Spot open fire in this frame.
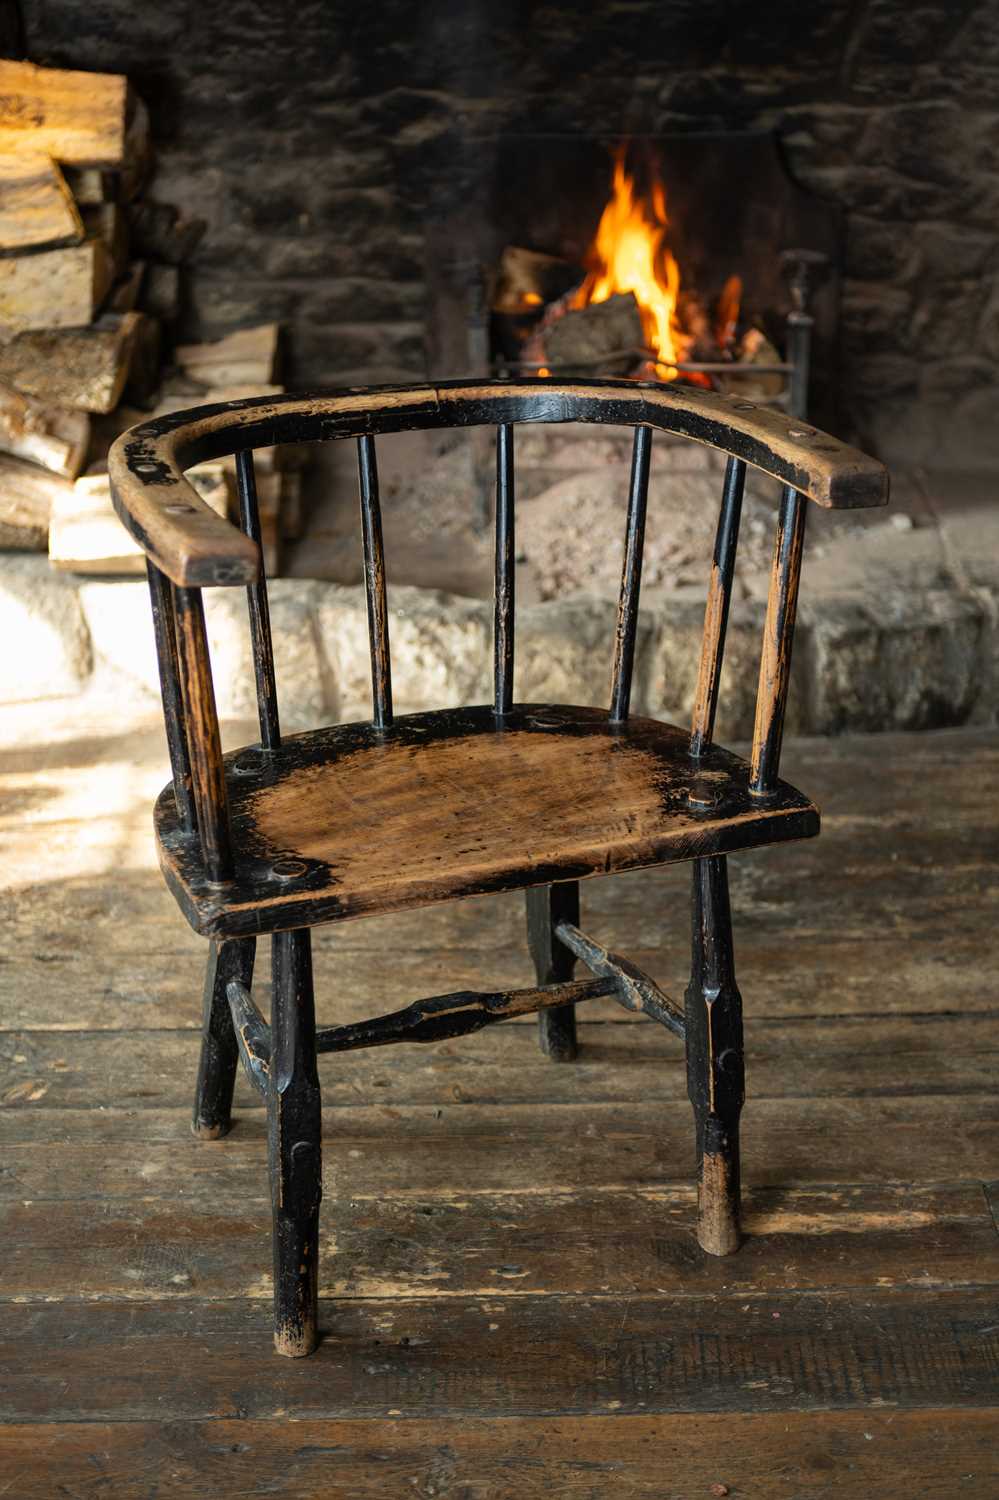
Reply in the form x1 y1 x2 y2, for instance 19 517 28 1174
491 143 788 398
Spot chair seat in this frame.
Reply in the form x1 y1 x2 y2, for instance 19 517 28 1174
155 703 819 938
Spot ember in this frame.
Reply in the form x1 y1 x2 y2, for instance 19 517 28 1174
491 142 798 396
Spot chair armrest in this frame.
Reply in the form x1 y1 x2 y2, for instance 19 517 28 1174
110 380 889 588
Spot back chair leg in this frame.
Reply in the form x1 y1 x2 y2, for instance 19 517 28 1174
269 928 323 1357
684 855 745 1256
526 881 580 1062
193 938 256 1139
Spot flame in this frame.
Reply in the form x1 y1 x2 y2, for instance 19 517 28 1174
573 151 690 377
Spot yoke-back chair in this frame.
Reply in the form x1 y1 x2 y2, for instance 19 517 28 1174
110 378 888 1357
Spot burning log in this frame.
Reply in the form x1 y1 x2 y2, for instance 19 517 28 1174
492 246 582 315
716 327 784 401
540 292 645 376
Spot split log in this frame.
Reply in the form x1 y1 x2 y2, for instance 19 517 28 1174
174 323 280 388
0 311 141 413
0 152 83 254
107 261 145 314
81 202 129 276
122 313 161 406
119 95 151 203
62 166 115 206
48 461 231 575
542 292 644 376
0 451 72 549
126 200 205 264
0 380 89 477
0 60 130 169
0 238 114 338
139 262 180 322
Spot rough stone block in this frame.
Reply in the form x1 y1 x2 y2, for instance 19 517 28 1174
649 595 808 742
805 588 986 732
317 583 491 721
515 596 656 713
79 577 327 732
0 554 92 702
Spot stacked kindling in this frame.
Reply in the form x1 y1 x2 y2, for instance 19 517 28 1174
0 60 304 576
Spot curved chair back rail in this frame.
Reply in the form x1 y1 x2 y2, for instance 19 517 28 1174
110 377 889 886
109 379 887 590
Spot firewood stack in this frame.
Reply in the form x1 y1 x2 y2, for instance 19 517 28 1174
0 59 305 577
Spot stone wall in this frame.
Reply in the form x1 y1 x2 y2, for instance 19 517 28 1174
18 0 999 469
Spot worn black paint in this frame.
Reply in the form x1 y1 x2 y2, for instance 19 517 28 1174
357 434 392 730
269 928 322 1357
154 703 819 941
494 422 515 716
609 424 652 723
526 881 581 1062
173 585 233 884
750 484 808 797
685 854 744 1253
315 973 616 1054
146 560 196 832
690 456 746 759
121 379 882 1357
555 920 686 1039
235 449 281 751
192 937 255 1137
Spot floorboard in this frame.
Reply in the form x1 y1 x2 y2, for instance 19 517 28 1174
1 716 997 1494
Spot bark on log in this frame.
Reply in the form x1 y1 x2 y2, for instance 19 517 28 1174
0 311 140 413
0 450 72 549
542 292 645 376
0 379 89 477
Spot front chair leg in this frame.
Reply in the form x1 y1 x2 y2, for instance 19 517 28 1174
685 855 745 1256
526 881 580 1061
193 937 256 1139
269 928 323 1357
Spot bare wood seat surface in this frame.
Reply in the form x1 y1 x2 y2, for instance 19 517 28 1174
155 704 818 937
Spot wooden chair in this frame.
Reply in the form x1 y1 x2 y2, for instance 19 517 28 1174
110 378 888 1357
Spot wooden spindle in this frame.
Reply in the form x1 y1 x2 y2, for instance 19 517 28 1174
146 560 196 833
690 457 746 757
173 585 233 882
609 424 652 723
749 484 808 796
357 434 393 730
235 449 281 750
494 423 515 715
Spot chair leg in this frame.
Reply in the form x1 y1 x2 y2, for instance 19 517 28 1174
684 855 744 1256
192 937 255 1139
268 928 322 1357
526 881 580 1061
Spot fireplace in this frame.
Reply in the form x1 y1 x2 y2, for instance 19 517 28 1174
426 132 841 428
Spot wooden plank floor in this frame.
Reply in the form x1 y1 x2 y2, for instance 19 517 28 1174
1 707 997 1497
